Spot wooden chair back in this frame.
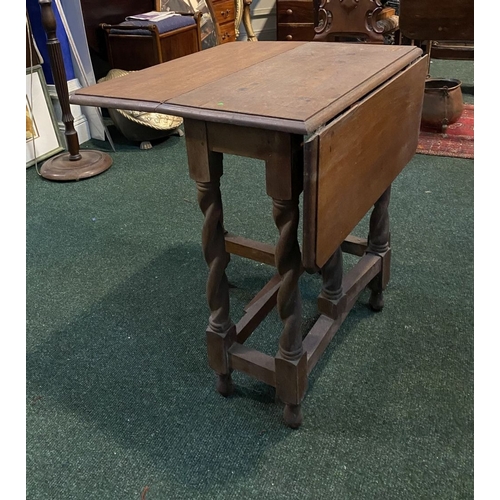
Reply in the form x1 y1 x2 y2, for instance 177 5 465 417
313 0 397 43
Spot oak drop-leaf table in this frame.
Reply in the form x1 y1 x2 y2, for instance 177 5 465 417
71 42 427 428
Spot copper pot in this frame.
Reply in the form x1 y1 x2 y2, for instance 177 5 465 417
421 78 464 133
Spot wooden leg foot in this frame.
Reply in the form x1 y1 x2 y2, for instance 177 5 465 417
283 403 303 429
369 290 384 311
367 186 391 313
216 373 234 397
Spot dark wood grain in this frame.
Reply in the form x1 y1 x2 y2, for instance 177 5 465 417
235 279 280 343
367 186 392 311
277 24 315 41
167 43 421 131
305 253 381 372
100 14 202 71
184 119 214 183
228 344 276 387
68 41 427 428
207 122 302 199
224 233 275 266
79 0 154 56
243 273 281 311
313 0 386 43
277 0 315 24
305 56 427 269
302 133 319 273
399 0 474 41
74 42 303 104
276 0 315 41
39 0 80 158
341 235 368 257
318 246 344 318
71 42 422 135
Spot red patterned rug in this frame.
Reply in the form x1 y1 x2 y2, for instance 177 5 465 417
417 104 474 159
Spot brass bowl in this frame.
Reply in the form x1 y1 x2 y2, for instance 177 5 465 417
421 78 464 133
98 69 183 149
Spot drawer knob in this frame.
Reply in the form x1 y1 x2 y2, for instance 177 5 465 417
286 34 292 40
286 8 293 14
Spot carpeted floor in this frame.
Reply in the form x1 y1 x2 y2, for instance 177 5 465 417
26 58 474 499
417 104 474 159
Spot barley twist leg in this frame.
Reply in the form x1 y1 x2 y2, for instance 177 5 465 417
197 179 235 394
273 198 304 427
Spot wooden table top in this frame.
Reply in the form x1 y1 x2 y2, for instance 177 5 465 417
71 42 422 134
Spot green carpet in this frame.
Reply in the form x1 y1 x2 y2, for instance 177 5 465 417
26 60 474 500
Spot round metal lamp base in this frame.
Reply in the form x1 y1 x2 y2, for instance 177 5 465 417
40 150 113 181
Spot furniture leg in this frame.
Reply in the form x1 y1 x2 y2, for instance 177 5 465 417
424 40 433 77
272 197 307 428
242 0 258 41
318 246 346 320
367 185 392 311
197 176 237 395
37 0 113 181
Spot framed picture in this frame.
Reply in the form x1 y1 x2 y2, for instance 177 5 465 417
155 0 218 49
26 65 64 168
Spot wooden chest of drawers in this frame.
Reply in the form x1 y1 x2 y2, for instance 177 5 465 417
276 0 315 41
210 0 236 44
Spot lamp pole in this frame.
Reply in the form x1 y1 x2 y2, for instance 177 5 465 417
38 0 112 181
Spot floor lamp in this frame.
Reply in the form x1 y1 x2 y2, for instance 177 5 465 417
38 0 112 181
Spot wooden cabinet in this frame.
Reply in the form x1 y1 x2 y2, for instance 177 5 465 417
79 0 154 58
276 0 315 41
100 15 203 72
210 0 236 44
277 2 399 42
